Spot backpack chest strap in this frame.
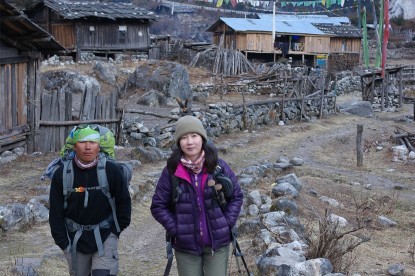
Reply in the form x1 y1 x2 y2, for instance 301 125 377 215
70 186 102 208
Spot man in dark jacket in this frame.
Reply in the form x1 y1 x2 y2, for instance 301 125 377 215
49 125 131 276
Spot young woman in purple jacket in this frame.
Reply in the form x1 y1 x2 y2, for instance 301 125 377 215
151 115 244 276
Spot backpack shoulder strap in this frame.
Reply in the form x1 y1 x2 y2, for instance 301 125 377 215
96 154 121 233
169 174 182 210
96 154 109 197
213 164 234 198
62 157 74 210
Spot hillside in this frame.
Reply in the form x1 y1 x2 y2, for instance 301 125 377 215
390 0 415 19
145 0 415 43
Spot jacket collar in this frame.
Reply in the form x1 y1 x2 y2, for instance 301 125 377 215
174 163 191 183
174 163 209 185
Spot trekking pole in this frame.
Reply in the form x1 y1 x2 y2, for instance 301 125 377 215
231 228 253 276
232 237 242 274
235 239 253 276
209 177 253 275
163 234 174 276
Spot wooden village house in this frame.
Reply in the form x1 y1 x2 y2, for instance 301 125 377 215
24 0 157 60
0 0 64 154
206 14 362 72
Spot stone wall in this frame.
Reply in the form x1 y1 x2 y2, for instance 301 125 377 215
123 89 337 149
328 53 360 74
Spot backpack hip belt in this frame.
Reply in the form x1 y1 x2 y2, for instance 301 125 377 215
65 215 113 275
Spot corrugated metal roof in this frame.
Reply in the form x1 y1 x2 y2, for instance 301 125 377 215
41 0 157 20
220 17 326 35
258 13 350 25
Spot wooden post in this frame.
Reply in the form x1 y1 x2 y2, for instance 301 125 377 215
299 92 305 121
381 76 384 111
319 88 324 119
27 58 38 153
360 76 365 99
319 72 326 119
32 61 42 151
384 72 389 109
398 68 402 107
356 124 364 167
281 89 285 122
242 87 247 130
370 73 375 103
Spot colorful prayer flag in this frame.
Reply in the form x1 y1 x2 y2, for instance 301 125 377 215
381 0 389 77
362 7 369 67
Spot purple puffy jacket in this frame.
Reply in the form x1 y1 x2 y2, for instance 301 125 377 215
150 159 243 255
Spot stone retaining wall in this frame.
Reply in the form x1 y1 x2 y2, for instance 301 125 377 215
123 90 337 149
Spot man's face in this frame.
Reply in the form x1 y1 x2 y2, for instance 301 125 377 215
73 141 100 163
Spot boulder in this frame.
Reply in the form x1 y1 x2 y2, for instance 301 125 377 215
122 60 193 103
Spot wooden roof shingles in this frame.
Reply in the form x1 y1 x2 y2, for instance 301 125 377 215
42 0 157 21
0 0 65 52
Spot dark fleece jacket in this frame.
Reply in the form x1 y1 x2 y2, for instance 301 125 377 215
49 160 131 254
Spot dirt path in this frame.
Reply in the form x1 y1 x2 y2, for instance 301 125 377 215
1 93 415 275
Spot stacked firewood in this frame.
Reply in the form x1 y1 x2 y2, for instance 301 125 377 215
391 125 415 153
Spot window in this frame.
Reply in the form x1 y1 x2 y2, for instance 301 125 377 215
342 39 347 52
89 26 95 36
119 26 127 44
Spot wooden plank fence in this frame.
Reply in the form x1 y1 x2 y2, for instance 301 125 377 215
36 87 119 153
0 61 30 153
402 65 415 84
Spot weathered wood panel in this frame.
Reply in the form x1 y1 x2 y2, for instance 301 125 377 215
27 59 40 153
51 90 59 152
402 65 415 84
39 93 52 152
17 63 27 126
11 64 17 127
0 62 29 133
330 37 361 53
304 36 330 54
58 90 66 151
0 40 18 58
37 89 119 152
0 64 5 132
51 23 76 50
0 124 30 152
76 23 150 50
4 64 12 129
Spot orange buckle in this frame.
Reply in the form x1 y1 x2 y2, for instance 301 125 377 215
75 187 85 192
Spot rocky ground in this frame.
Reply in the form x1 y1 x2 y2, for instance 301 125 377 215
1 60 415 275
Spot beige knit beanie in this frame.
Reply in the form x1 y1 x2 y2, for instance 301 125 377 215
174 115 207 143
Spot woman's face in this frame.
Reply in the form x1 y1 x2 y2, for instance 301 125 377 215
179 133 203 161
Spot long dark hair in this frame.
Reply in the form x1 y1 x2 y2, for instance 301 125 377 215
167 138 218 175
